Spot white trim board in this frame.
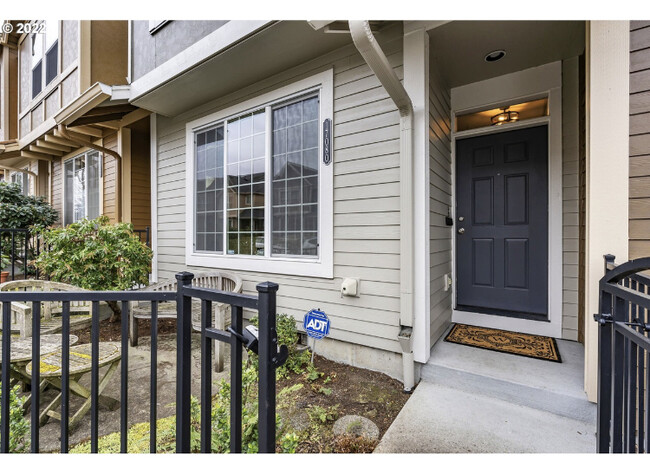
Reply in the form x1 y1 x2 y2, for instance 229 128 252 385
183 69 334 278
450 61 563 339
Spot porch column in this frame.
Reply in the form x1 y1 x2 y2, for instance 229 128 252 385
403 24 430 363
584 21 630 402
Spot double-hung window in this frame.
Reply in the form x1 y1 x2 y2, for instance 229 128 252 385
63 151 101 226
31 20 59 99
186 70 333 278
10 170 30 196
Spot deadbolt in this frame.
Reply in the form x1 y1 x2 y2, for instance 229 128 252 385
458 216 464 222
458 227 465 234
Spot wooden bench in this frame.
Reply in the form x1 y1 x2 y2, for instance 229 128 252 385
129 272 243 372
0 280 103 338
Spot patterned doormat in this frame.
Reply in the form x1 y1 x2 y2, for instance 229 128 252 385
444 324 562 363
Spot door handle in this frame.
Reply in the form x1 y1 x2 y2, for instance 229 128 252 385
458 227 465 234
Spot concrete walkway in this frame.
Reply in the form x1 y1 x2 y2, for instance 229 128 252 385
375 335 596 453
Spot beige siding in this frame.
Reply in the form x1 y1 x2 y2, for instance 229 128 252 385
103 133 119 223
562 57 580 341
428 66 452 346
130 126 151 231
630 22 650 259
51 158 62 227
155 25 405 354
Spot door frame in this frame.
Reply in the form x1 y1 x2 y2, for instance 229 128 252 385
449 61 563 338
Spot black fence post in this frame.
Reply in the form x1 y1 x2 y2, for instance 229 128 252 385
256 281 279 454
176 271 194 453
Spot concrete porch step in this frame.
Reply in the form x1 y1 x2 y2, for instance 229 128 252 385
420 338 596 423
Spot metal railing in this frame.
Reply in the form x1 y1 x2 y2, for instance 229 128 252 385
0 272 283 453
133 227 150 249
0 229 38 281
596 254 650 453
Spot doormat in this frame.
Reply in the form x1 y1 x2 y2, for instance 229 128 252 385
444 324 562 363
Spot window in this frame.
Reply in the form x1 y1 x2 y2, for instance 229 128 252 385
10 171 30 196
185 70 334 278
31 20 59 99
63 151 101 226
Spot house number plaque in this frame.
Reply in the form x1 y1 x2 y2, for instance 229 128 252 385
323 118 331 165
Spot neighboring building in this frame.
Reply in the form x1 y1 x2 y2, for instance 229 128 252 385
0 20 151 233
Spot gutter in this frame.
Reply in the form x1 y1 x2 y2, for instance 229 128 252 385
349 21 416 392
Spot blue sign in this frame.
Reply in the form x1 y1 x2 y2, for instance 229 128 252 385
303 309 330 340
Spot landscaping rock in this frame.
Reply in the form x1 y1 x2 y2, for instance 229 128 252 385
333 415 379 440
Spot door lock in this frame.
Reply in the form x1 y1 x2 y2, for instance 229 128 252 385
458 227 465 234
458 216 464 222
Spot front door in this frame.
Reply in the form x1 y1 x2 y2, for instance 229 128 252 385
455 125 548 320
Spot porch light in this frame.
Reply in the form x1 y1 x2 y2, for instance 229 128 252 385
491 107 519 126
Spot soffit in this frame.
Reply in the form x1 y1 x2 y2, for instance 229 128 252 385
130 20 356 117
429 21 586 88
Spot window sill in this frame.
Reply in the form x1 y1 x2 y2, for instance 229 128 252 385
186 252 333 279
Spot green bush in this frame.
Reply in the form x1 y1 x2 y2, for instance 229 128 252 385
0 383 29 453
249 313 311 378
0 181 58 229
34 215 153 320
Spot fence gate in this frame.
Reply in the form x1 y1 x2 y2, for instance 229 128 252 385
0 272 284 453
596 255 650 453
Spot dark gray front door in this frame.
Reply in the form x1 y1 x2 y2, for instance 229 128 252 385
455 125 548 319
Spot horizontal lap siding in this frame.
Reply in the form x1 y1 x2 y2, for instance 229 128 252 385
103 133 118 223
52 159 62 226
155 26 404 354
429 67 452 346
630 23 650 259
562 57 580 341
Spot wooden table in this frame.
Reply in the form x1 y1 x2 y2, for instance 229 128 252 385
26 342 121 430
0 334 79 408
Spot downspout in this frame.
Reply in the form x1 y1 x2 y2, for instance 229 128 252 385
349 21 415 392
57 125 123 222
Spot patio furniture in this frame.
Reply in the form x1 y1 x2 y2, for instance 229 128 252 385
129 271 243 372
0 280 100 338
0 334 78 410
25 342 121 430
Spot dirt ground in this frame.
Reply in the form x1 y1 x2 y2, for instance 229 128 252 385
24 319 411 453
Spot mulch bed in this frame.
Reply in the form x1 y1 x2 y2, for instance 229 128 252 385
72 318 178 345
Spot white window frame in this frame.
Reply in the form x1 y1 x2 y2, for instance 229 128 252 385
10 170 30 196
62 150 103 226
185 69 334 278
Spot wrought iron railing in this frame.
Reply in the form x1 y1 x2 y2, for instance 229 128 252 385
0 273 283 453
0 229 40 281
596 254 650 453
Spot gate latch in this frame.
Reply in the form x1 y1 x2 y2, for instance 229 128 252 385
228 324 289 369
593 313 613 326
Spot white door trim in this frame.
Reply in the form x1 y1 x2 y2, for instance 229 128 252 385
450 61 563 338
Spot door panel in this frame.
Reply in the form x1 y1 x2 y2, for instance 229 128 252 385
456 125 548 318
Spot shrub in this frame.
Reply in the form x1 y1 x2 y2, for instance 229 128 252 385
34 215 153 320
0 181 58 229
249 313 311 378
0 383 29 453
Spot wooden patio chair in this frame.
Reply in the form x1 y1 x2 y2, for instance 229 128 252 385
0 280 100 338
129 271 243 372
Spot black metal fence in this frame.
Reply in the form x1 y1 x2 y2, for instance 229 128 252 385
596 254 650 453
0 228 38 281
0 272 283 453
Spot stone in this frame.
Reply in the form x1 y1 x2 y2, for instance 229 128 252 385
333 415 379 440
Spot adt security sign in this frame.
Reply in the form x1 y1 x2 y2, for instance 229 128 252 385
303 309 330 340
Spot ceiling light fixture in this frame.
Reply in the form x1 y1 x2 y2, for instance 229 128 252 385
491 107 519 126
485 50 506 62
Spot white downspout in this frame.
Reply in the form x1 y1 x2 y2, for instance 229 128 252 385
349 21 415 392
